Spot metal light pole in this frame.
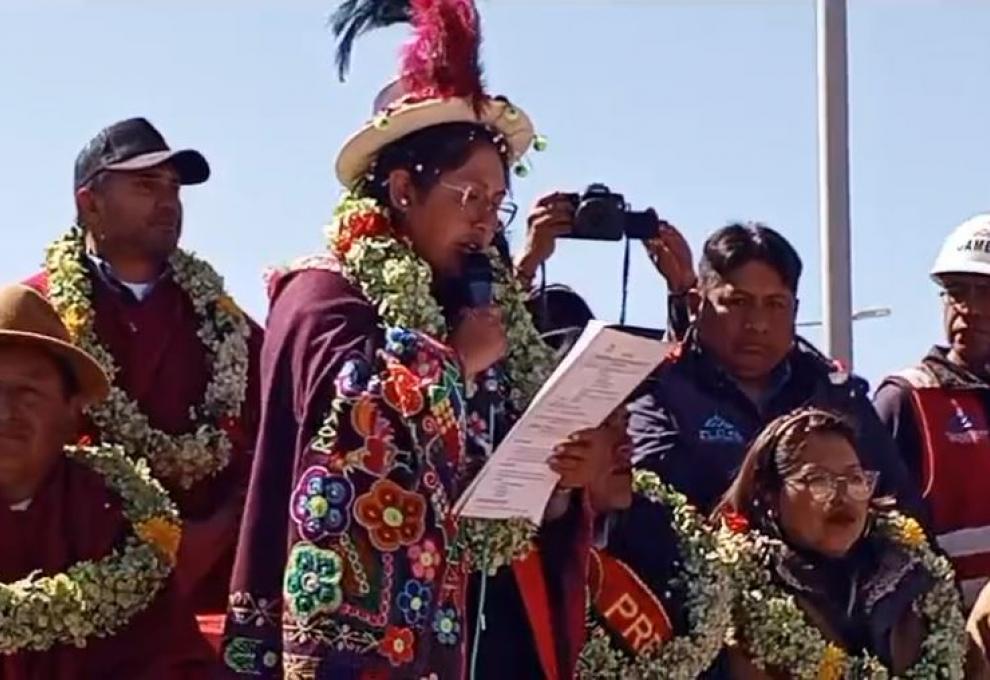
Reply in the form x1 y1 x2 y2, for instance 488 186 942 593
817 0 854 367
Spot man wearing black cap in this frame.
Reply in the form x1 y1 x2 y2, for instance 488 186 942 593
69 117 211 282
25 117 263 652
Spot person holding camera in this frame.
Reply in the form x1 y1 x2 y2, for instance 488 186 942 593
628 223 926 523
515 187 698 342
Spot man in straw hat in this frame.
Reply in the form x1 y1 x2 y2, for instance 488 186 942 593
876 213 990 658
24 117 263 645
0 284 215 678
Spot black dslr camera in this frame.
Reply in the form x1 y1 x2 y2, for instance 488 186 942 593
561 184 659 241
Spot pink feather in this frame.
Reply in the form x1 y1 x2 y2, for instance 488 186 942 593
400 0 486 108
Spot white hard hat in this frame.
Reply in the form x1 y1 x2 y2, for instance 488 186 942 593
931 213 990 281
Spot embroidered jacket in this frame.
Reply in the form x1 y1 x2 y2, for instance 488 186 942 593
224 261 589 679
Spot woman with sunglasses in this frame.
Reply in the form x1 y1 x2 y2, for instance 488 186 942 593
715 407 983 679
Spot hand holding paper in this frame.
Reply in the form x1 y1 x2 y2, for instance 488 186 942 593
454 320 672 523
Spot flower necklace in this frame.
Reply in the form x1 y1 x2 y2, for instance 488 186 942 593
326 193 553 413
325 192 555 573
724 512 967 679
0 443 180 654
577 470 735 679
44 226 252 490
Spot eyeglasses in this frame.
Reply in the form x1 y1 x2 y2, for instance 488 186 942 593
940 282 990 311
785 468 879 503
438 180 518 230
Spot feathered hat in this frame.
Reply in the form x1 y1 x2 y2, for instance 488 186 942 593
331 0 537 187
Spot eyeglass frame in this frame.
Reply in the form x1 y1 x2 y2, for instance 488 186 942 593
436 180 518 230
783 466 880 503
939 280 990 311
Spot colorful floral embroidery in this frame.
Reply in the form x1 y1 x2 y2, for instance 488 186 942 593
408 539 442 582
283 543 345 622
382 362 426 417
290 467 355 541
335 356 372 400
354 479 427 551
227 591 280 629
378 625 415 667
283 653 321 680
223 636 280 674
432 606 460 646
410 348 443 382
396 579 433 627
347 397 398 476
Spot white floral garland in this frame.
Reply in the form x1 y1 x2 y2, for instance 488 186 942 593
0 444 181 653
724 512 967 679
44 226 252 490
576 470 735 679
324 193 556 573
326 194 554 413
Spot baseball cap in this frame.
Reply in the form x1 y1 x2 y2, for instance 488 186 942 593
74 117 210 190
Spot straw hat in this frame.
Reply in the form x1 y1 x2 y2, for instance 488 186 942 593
331 0 537 187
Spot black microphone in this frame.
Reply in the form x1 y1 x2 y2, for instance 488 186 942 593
461 252 501 393
462 251 493 308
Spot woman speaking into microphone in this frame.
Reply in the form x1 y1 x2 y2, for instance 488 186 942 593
223 2 612 678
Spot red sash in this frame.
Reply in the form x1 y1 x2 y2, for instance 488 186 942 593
512 551 560 680
587 548 673 656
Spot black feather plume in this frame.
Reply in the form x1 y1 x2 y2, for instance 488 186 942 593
331 0 412 81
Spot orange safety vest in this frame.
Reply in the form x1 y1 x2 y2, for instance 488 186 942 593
901 366 990 607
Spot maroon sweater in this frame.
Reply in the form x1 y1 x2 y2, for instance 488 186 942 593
0 458 215 680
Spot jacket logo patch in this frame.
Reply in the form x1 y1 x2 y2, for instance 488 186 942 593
945 405 989 445
698 414 744 444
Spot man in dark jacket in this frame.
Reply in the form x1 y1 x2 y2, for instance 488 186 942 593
629 223 925 521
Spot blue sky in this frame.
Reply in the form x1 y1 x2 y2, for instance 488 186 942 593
2 1 988 385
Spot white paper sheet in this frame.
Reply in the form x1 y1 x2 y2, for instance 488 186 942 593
453 320 671 523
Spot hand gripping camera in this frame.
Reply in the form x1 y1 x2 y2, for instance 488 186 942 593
560 184 660 241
